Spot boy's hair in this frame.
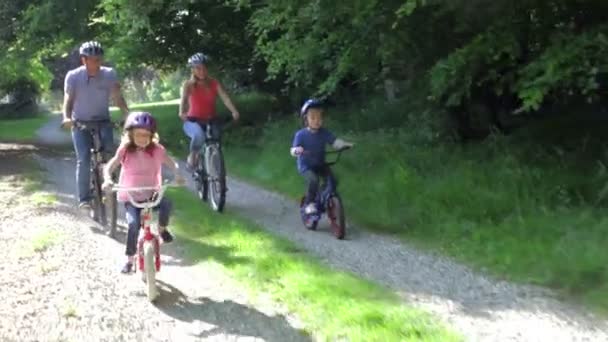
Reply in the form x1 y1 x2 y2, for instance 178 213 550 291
120 130 160 155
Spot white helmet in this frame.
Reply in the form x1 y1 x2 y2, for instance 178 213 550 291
187 52 209 66
79 41 104 56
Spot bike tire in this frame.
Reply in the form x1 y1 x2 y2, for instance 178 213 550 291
328 195 346 239
195 152 209 202
143 242 159 302
107 190 118 238
205 145 226 212
299 197 318 230
91 166 106 225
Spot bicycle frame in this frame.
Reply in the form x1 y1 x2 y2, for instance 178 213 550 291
73 120 109 162
301 147 351 215
111 185 170 272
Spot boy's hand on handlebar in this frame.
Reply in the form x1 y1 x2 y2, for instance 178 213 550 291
292 146 304 156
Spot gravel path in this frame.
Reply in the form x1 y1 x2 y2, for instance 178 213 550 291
23 116 608 341
0 143 308 341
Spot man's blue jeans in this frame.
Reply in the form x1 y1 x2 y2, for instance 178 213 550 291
71 121 114 203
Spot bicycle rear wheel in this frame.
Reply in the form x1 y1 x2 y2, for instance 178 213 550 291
143 242 159 302
327 195 346 239
106 190 117 238
205 144 226 212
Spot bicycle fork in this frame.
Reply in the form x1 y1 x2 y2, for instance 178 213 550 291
137 211 161 272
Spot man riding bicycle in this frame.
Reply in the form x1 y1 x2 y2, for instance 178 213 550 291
62 41 130 210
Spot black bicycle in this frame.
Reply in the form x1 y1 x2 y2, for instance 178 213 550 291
190 117 234 212
298 146 351 239
72 120 118 236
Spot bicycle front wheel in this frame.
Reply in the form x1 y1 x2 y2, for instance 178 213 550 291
143 242 159 302
195 151 209 202
205 144 226 212
91 165 106 225
327 195 346 240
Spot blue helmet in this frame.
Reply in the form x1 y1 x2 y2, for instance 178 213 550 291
299 98 323 118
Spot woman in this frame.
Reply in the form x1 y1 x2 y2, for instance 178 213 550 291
179 52 240 169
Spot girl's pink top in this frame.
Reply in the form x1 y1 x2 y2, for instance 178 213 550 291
116 143 168 203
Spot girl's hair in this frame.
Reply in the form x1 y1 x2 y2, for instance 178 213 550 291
120 129 160 155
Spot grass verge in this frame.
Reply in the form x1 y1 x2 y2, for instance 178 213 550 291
121 95 608 315
168 188 459 341
0 114 50 141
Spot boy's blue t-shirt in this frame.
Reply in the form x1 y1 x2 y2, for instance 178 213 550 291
292 127 336 173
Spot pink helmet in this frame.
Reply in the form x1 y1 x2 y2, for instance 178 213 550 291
124 111 157 132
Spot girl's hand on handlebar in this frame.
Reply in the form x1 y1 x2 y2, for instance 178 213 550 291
102 180 114 191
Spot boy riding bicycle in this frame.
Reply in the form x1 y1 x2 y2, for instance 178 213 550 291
290 99 354 215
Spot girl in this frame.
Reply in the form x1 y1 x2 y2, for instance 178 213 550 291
178 52 240 169
102 111 185 273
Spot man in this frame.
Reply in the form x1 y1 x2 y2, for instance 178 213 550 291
62 41 130 210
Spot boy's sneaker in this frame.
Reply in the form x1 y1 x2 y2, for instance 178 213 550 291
304 203 317 215
121 261 134 274
160 230 174 243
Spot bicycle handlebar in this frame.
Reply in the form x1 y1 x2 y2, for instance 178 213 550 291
109 184 176 209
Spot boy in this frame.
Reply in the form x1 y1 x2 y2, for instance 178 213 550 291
290 99 354 214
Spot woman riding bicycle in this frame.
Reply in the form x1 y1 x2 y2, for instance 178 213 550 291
178 52 240 169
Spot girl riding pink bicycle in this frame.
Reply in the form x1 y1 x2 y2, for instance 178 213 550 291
103 111 184 273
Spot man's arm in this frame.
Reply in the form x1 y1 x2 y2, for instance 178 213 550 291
111 81 129 121
62 71 75 125
62 92 74 121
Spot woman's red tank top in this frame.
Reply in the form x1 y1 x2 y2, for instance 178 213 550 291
187 79 219 121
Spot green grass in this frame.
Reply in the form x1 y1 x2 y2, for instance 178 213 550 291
30 192 58 206
221 117 608 314
0 114 50 141
27 228 64 253
168 188 459 341
119 95 608 315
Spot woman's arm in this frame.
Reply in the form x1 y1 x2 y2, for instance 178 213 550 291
178 81 191 121
162 153 185 184
216 81 240 121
